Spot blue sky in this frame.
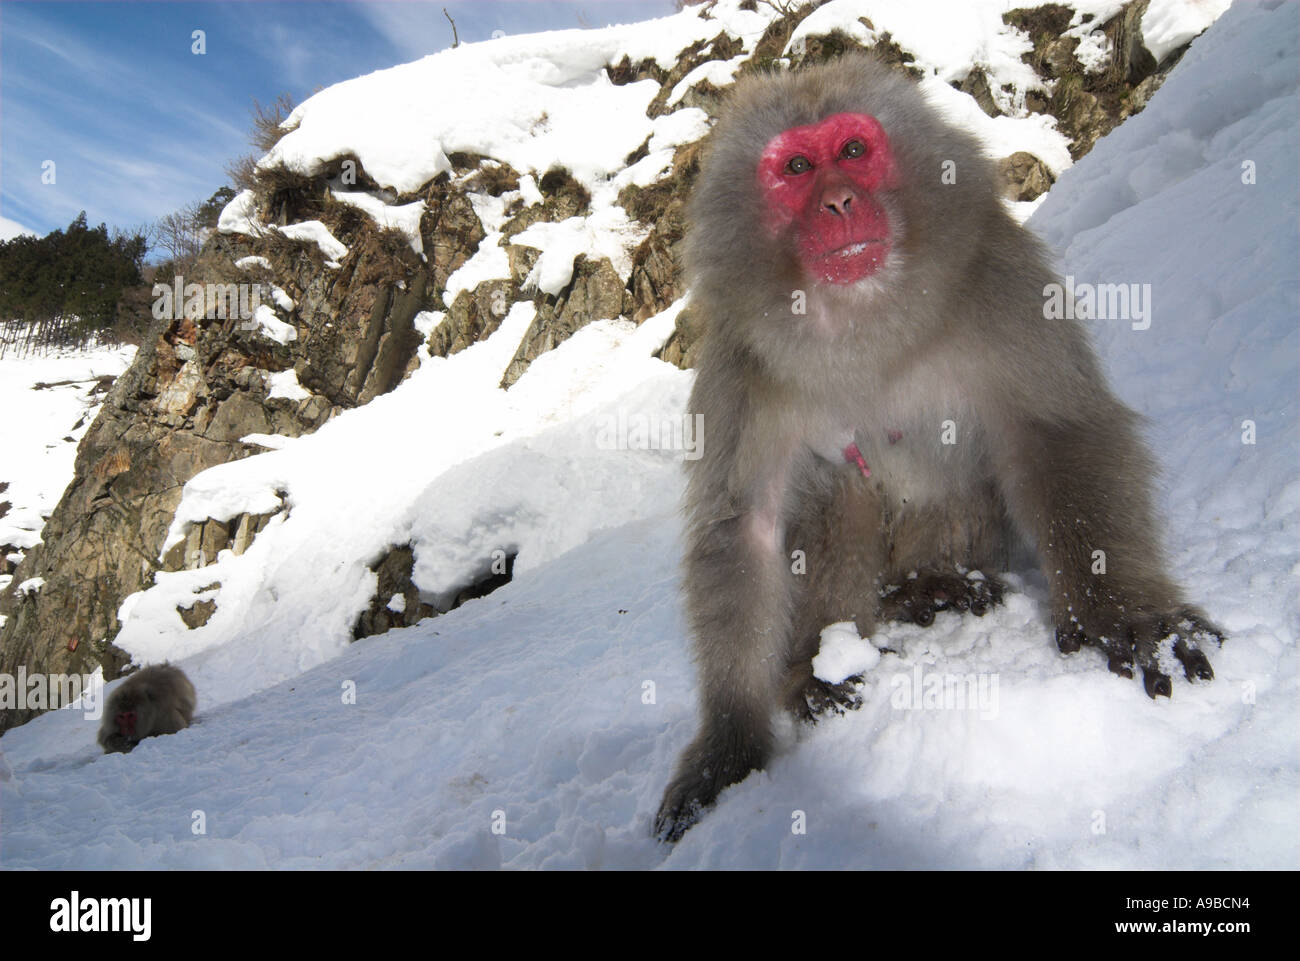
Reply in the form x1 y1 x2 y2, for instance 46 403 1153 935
0 0 675 242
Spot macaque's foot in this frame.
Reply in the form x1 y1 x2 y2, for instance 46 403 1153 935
654 778 707 844
654 735 766 843
879 570 1005 627
1056 605 1223 699
798 675 865 721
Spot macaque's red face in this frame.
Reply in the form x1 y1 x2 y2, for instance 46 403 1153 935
117 710 137 738
758 112 899 285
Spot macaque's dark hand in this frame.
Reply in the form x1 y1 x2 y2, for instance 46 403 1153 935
1056 606 1223 698
880 570 1005 627
799 675 865 721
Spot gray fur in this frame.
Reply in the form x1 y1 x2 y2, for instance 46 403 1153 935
98 664 197 754
655 55 1221 842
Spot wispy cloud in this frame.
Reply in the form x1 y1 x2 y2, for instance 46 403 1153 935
0 0 675 242
352 1 457 62
0 215 34 241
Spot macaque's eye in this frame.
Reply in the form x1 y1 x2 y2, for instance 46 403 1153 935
841 139 866 159
785 155 813 175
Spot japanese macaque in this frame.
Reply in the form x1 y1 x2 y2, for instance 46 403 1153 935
654 54 1223 842
98 664 196 754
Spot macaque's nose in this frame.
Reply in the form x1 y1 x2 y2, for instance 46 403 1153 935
821 186 857 217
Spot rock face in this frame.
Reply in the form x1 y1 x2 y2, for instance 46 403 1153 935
0 0 1210 735
0 220 429 725
1006 0 1185 160
999 151 1056 202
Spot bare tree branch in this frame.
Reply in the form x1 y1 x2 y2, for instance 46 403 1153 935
443 7 459 47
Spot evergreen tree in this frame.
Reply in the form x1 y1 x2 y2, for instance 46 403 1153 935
0 212 147 354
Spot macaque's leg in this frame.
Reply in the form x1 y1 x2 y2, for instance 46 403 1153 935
655 473 798 840
998 413 1221 696
782 473 888 718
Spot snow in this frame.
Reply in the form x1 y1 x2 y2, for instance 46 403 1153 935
811 622 881 684
1072 29 1113 74
124 296 686 708
270 287 295 312
413 310 443 342
263 34 655 197
443 230 512 308
0 216 35 241
239 434 292 451
920 77 1073 177
217 189 263 237
621 107 712 189
0 338 136 555
273 220 348 267
1 0 1287 871
514 204 646 295
790 0 1039 88
668 56 746 108
1143 0 1232 63
252 304 297 345
266 368 310 401
258 2 772 200
328 189 426 255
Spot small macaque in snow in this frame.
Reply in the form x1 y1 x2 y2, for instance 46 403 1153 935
98 664 197 754
654 54 1225 842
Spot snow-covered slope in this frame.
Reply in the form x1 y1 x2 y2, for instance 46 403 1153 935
0 338 136 581
1 0 1293 869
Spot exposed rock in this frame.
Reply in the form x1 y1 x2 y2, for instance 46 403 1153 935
353 545 436 640
789 28 859 68
958 67 1001 118
742 3 817 73
178 598 216 630
1006 0 1178 160
0 198 438 732
1110 0 1158 84
655 303 705 370
449 552 516 610
607 55 666 88
421 183 486 296
501 256 625 388
999 151 1055 201
460 158 522 197
859 30 924 79
502 167 591 240
620 140 702 324
161 507 282 572
430 279 517 358
352 544 516 640
646 32 745 118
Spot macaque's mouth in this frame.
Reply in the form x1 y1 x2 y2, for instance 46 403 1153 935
808 239 890 284
829 240 887 258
